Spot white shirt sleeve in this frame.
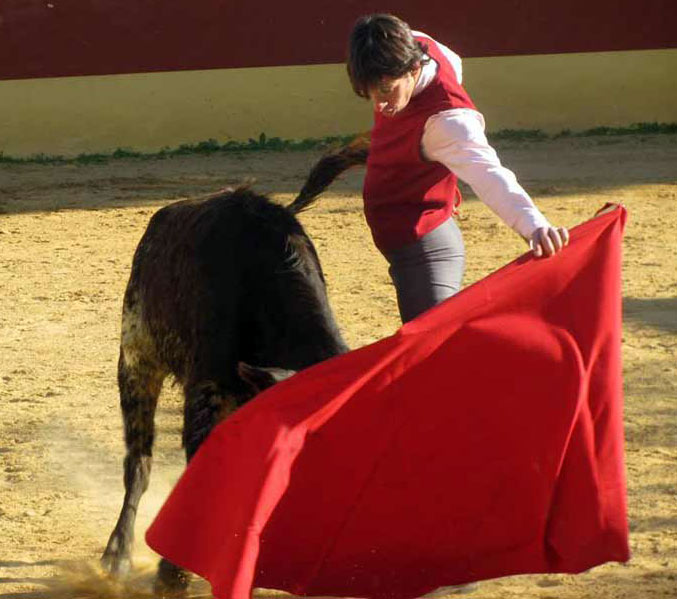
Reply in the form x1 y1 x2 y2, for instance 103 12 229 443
421 108 552 239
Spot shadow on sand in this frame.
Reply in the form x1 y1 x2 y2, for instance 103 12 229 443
623 297 677 334
1 134 675 216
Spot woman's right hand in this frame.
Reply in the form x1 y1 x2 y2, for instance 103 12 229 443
530 226 570 257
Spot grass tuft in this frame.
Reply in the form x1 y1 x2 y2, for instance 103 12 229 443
489 129 549 142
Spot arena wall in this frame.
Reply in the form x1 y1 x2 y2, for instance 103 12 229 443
1 0 675 157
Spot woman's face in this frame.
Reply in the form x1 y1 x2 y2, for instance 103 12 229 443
368 67 420 117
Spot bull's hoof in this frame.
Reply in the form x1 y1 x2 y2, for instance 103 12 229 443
154 559 190 597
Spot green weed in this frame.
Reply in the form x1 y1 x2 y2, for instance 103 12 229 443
1 124 674 165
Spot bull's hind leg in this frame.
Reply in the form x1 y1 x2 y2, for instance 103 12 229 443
102 349 165 576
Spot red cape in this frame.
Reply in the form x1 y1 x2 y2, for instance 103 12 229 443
146 206 629 599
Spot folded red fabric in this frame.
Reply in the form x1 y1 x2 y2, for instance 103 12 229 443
146 205 630 599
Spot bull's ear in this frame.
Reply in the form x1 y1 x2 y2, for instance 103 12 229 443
237 362 296 394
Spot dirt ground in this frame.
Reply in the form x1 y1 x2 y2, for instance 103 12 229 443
0 134 676 599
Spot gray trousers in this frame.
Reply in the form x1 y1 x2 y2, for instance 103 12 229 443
382 218 465 324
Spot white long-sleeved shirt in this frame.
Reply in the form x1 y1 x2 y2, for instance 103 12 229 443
412 31 551 239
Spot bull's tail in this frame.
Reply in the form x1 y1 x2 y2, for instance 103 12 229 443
287 135 369 215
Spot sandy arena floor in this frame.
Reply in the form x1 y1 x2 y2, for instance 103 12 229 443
0 134 676 598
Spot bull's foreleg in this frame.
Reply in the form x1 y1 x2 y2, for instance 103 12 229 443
154 380 238 595
182 380 239 460
102 349 164 577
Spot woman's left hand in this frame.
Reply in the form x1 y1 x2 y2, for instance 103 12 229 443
530 226 570 257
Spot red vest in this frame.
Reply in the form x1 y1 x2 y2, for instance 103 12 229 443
363 36 476 251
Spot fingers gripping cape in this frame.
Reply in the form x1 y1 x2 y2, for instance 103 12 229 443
146 206 630 599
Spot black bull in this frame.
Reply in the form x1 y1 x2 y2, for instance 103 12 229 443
101 141 368 591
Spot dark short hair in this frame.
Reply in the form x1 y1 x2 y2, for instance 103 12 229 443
347 14 429 99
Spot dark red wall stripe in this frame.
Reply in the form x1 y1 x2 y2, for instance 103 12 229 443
1 0 675 81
